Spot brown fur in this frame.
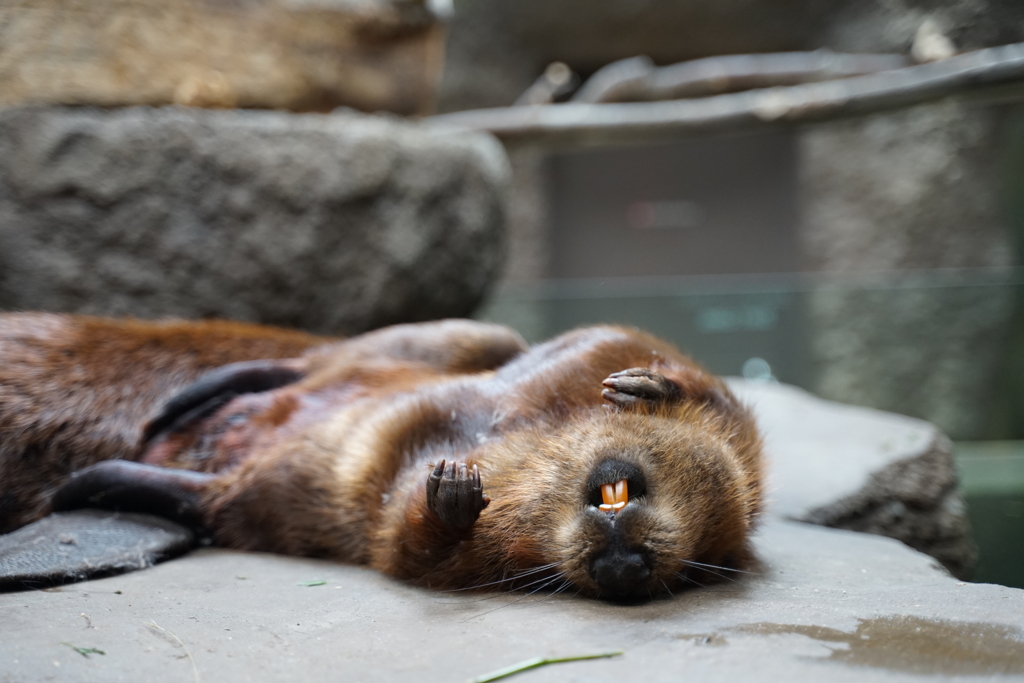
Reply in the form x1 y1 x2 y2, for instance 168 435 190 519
0 313 329 532
0 314 762 598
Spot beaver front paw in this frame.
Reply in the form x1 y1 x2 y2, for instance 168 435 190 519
602 368 678 409
426 459 490 530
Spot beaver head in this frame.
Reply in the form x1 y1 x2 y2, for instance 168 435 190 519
482 409 759 601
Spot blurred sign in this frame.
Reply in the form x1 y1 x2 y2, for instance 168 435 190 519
548 130 799 278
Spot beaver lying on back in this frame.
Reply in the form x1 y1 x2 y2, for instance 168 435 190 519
0 314 762 599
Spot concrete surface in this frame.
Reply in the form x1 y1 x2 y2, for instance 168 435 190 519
732 380 976 578
1 520 1021 682
0 106 509 335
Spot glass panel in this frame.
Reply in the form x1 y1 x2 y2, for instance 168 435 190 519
479 266 1024 441
478 266 1024 587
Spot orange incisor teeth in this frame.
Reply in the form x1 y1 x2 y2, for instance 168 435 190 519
599 478 628 512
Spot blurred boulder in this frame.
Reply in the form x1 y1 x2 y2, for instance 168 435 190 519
732 379 977 579
0 0 444 114
0 106 509 335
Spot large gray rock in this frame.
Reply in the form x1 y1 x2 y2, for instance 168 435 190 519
2 521 1021 682
796 102 1016 440
0 106 510 335
804 278 1015 441
797 103 1013 274
731 380 976 580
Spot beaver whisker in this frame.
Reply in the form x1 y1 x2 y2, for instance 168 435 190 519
443 561 562 593
677 560 753 585
440 565 566 604
679 559 754 574
539 578 575 602
523 573 569 597
674 571 707 588
508 569 569 594
460 573 569 622
679 565 740 585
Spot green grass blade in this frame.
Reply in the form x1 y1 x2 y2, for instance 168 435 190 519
471 650 623 683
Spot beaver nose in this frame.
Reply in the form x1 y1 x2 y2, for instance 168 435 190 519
590 547 651 598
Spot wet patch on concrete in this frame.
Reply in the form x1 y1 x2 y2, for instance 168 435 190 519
714 616 1024 675
676 633 729 647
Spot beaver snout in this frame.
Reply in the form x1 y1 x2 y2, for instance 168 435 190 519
589 539 652 599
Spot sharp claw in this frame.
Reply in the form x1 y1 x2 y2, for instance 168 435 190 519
603 388 636 404
426 459 489 528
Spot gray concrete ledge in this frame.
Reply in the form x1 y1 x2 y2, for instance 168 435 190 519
2 520 1021 682
732 380 976 578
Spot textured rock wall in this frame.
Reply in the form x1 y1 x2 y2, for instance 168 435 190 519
0 106 510 335
799 103 1013 273
798 102 1017 439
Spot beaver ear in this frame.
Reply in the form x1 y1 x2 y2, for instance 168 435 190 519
51 460 215 529
142 358 306 445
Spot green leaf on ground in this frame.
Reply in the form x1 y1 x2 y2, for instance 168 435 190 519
470 650 623 683
62 642 106 658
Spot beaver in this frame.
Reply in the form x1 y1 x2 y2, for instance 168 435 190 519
0 313 762 600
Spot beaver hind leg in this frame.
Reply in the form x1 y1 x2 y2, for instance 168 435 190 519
142 359 305 444
52 460 215 530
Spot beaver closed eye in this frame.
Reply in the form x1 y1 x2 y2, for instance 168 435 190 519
0 314 763 599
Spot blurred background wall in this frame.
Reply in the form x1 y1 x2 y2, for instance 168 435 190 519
432 0 1024 586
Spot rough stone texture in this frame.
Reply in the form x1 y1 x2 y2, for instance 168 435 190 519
805 279 1015 441
2 521 1022 682
0 0 444 114
437 0 1024 112
500 147 551 284
797 101 1017 440
730 380 976 580
798 103 1013 273
0 106 510 335
0 511 193 592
